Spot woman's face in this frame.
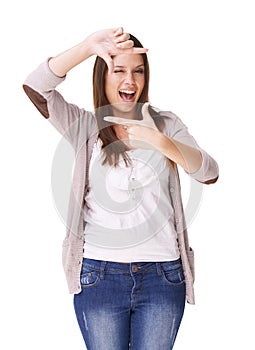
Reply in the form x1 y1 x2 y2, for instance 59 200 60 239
105 54 145 118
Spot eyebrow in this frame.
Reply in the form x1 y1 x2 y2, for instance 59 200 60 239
114 64 145 68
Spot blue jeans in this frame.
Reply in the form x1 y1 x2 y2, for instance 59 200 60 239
74 258 186 350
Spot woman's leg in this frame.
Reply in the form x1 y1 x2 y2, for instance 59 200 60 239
73 259 131 350
129 260 186 350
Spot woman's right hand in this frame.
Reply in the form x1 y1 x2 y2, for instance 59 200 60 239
86 27 148 73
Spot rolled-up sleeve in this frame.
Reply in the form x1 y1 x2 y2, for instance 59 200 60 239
162 112 219 184
188 149 219 184
23 59 96 146
23 59 66 99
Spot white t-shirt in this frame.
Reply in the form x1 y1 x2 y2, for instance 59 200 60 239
83 138 180 262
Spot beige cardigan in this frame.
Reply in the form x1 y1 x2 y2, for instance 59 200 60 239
23 60 219 304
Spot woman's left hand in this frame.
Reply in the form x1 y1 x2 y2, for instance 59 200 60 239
104 103 160 149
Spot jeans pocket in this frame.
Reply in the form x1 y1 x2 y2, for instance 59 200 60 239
80 264 100 288
161 261 185 286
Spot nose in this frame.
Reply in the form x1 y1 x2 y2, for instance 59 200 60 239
124 71 135 85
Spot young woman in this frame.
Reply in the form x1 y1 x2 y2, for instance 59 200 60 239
23 27 218 350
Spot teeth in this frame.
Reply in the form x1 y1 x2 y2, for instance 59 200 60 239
119 90 135 94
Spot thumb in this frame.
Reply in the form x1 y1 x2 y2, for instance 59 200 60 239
141 102 151 122
101 54 114 74
141 102 158 130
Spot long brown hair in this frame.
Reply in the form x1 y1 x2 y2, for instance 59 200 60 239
93 34 161 166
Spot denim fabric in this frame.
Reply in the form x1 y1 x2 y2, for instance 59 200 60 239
74 258 186 350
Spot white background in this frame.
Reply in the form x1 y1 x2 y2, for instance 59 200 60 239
1 0 254 349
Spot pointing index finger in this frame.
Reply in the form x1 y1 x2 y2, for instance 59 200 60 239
104 116 141 125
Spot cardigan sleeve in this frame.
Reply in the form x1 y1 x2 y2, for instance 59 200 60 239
162 111 219 184
23 59 96 147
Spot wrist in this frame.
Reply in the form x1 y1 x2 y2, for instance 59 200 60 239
81 35 96 57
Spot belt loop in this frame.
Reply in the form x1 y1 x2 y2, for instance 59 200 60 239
156 262 163 276
99 261 107 279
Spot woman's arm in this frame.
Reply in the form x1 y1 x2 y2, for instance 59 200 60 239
105 103 202 173
49 27 148 77
104 103 219 183
23 27 148 144
152 131 202 174
131 126 218 184
124 125 218 184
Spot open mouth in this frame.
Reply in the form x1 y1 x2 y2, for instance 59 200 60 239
119 90 136 102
